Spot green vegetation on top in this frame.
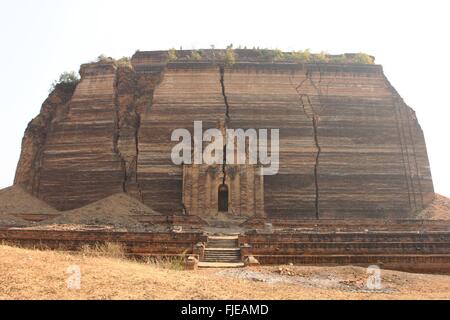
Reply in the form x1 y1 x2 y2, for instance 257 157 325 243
249 48 374 64
50 71 80 93
167 48 178 62
95 48 374 71
353 52 374 64
179 46 374 64
225 46 236 66
116 57 132 67
190 50 202 61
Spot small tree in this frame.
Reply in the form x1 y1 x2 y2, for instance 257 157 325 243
190 50 202 61
273 49 285 61
50 71 80 93
353 53 374 64
331 54 347 64
167 48 178 62
97 54 109 62
313 51 328 62
116 57 131 67
225 47 236 66
289 49 311 62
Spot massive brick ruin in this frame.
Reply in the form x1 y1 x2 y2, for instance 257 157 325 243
15 49 434 219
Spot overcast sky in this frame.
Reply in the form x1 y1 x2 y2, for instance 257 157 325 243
0 0 449 197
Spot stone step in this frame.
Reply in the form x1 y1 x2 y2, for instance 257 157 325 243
209 236 238 238
198 262 245 268
204 256 241 260
203 244 242 263
204 236 241 261
203 255 241 259
204 253 241 258
207 241 239 248
204 252 241 255
204 249 240 254
205 248 240 251
203 258 242 263
204 251 240 255
203 253 240 256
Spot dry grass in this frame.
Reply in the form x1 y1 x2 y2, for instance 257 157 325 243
1 244 450 300
80 242 187 269
142 256 186 271
80 242 126 260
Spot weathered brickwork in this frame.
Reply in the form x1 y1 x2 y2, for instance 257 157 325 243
15 50 434 219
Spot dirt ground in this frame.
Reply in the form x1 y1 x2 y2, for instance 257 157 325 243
0 244 449 300
1 187 450 300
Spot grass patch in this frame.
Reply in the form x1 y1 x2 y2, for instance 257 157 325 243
80 242 126 259
142 256 186 270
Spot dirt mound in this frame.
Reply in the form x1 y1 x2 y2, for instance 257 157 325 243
0 186 58 227
417 194 450 220
40 193 159 231
0 186 58 215
0 214 29 227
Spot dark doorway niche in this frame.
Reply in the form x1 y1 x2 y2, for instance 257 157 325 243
218 184 229 213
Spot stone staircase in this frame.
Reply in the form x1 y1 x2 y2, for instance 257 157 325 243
199 236 244 268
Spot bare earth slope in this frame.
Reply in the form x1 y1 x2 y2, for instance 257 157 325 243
0 186 58 214
0 245 449 300
417 194 450 220
0 186 59 226
0 214 29 227
38 193 159 231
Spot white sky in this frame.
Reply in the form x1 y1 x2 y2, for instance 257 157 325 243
0 0 449 197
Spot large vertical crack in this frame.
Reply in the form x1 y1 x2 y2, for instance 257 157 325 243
220 66 231 123
112 70 128 193
290 70 322 219
220 66 230 185
115 66 161 202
